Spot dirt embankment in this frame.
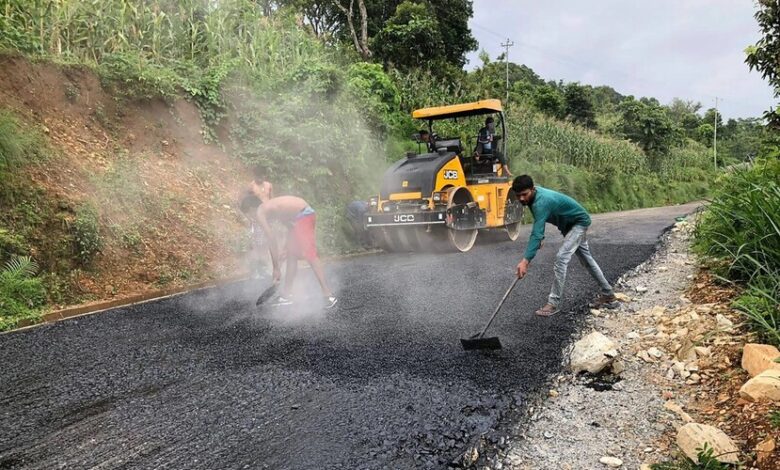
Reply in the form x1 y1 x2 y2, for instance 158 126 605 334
0 54 255 309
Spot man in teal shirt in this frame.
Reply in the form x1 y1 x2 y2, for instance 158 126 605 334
513 175 616 316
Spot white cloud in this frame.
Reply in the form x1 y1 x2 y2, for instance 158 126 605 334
468 0 775 118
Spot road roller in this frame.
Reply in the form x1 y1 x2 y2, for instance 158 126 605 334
364 99 524 252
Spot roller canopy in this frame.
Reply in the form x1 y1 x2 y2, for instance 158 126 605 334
412 99 503 120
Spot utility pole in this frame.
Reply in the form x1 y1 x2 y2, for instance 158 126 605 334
713 97 719 168
500 38 514 106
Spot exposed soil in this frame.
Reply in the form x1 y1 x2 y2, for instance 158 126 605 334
0 53 255 309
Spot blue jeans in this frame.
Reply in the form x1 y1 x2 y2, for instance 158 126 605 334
548 225 613 307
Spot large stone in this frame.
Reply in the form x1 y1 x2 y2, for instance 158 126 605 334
739 368 780 402
599 456 623 467
755 437 775 464
741 343 780 377
570 331 618 374
676 423 740 464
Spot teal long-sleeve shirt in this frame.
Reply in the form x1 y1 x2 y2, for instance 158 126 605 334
523 186 591 261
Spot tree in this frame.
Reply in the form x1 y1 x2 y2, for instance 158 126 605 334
666 98 702 138
280 1 342 39
426 0 477 68
589 85 624 113
466 59 546 103
563 83 596 128
702 107 723 131
746 0 780 126
532 85 564 119
372 1 443 70
618 98 679 162
334 0 372 59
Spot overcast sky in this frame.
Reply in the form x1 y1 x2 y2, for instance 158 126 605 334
466 0 775 119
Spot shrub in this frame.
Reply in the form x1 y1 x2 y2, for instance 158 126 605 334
695 157 780 345
73 204 102 266
695 158 779 280
0 255 46 331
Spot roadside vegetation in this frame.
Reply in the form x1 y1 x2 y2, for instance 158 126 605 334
694 158 780 346
694 0 780 347
0 0 776 328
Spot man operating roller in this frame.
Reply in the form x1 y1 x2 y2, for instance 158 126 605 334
513 175 616 316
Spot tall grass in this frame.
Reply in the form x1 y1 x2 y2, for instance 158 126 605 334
0 108 48 204
694 158 780 345
0 109 47 173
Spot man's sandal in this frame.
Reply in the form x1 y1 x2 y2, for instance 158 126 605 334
535 304 560 317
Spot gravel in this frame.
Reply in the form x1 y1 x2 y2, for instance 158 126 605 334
491 216 700 469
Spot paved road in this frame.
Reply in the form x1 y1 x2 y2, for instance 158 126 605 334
0 203 699 469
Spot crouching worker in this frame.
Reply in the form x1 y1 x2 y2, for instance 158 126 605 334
247 177 337 309
513 175 616 316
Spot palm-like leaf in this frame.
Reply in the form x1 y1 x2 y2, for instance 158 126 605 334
2 256 39 280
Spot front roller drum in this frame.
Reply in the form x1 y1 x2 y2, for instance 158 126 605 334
379 226 428 253
444 186 478 252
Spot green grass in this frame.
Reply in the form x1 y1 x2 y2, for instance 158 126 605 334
769 408 780 429
694 157 780 345
0 108 47 185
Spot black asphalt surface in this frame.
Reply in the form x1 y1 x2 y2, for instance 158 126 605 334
0 203 699 469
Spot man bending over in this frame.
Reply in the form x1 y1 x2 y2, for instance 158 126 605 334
513 175 616 316
248 178 337 309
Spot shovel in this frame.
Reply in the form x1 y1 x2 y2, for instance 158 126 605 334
255 281 279 307
460 277 519 350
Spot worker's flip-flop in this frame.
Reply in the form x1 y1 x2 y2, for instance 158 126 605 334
535 305 560 317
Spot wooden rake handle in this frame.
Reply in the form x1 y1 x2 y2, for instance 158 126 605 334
478 277 520 338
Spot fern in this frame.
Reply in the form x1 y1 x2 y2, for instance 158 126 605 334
2 255 38 280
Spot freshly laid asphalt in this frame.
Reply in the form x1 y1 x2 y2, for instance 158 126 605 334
0 203 699 469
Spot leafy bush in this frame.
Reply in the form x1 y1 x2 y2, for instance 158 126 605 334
97 53 181 100
73 205 102 266
0 255 46 331
347 62 406 135
0 226 28 262
695 157 780 345
0 1 42 54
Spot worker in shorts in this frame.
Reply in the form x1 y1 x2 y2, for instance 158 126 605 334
247 177 337 308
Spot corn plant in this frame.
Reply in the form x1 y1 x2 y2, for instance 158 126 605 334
507 108 649 174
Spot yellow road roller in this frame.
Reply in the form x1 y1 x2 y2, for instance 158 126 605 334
364 99 523 252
